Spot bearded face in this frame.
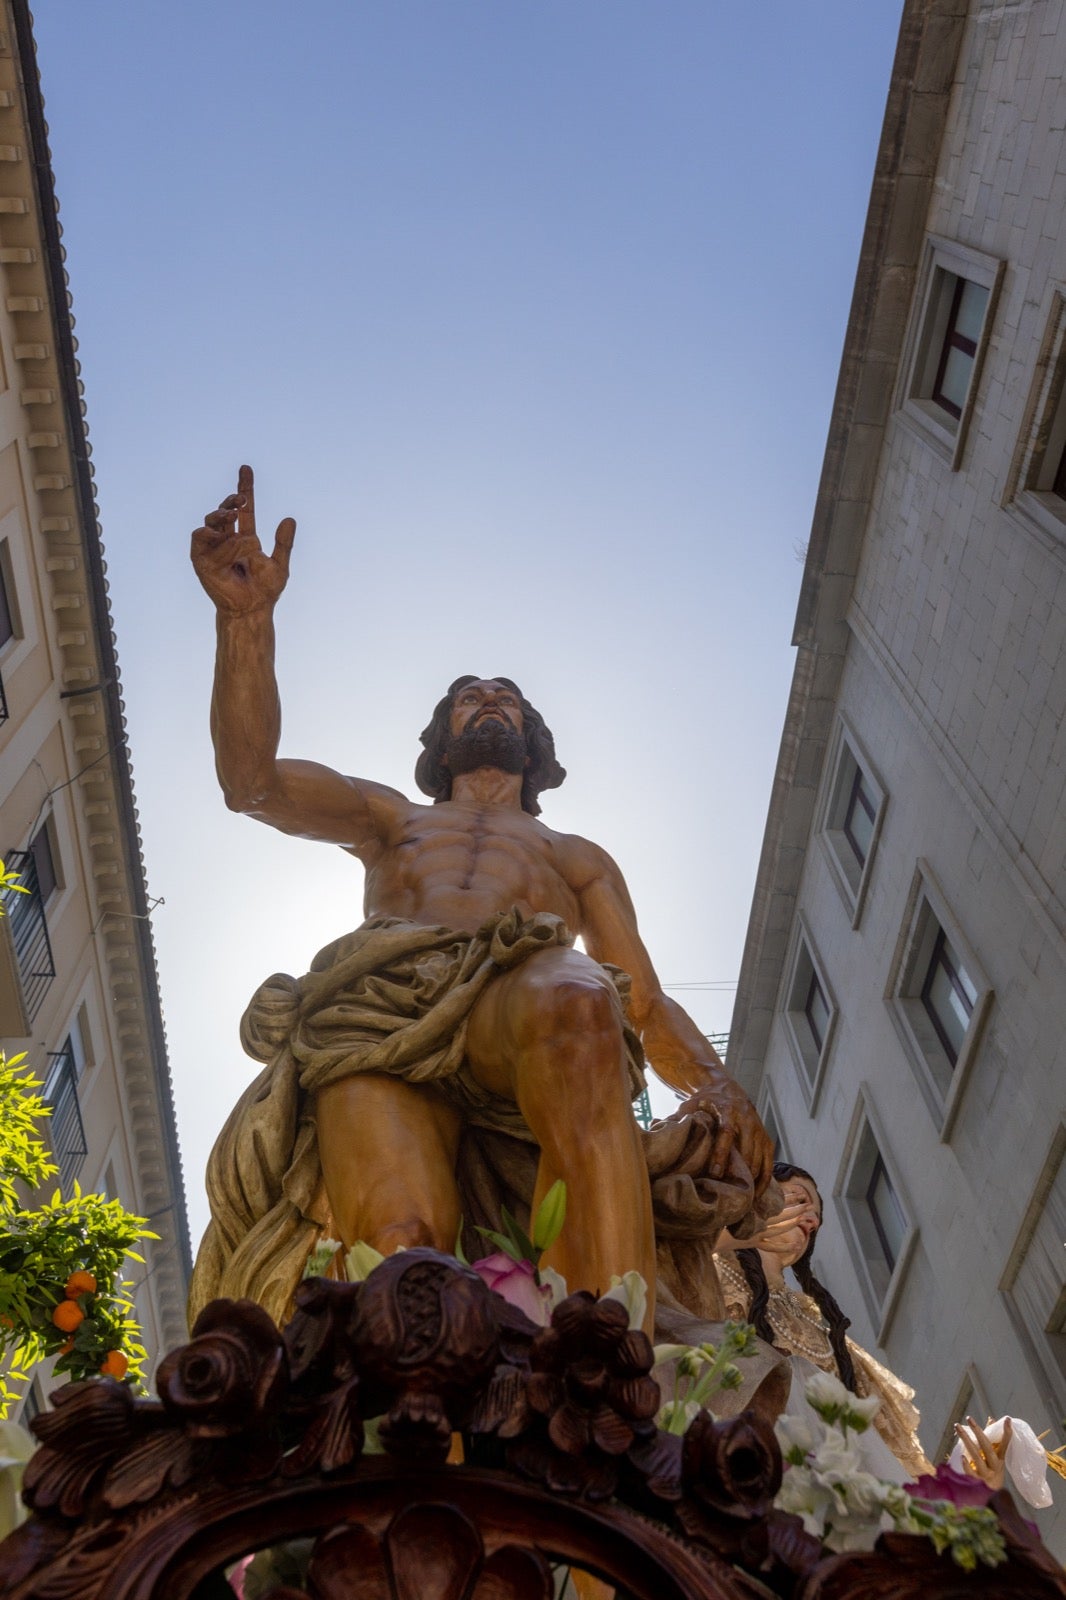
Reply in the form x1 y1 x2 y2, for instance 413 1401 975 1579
443 717 527 779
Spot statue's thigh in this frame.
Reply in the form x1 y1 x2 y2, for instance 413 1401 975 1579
465 945 623 1100
314 1073 461 1232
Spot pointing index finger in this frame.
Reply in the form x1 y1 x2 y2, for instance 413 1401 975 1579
237 464 255 539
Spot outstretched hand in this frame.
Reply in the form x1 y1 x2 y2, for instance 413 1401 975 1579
191 465 296 615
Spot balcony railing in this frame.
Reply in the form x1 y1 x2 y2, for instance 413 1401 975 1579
1 849 56 1021
43 1048 87 1194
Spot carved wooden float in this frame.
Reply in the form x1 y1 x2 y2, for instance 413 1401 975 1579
0 1250 1062 1599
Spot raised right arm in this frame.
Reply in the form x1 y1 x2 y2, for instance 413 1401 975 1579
191 466 402 853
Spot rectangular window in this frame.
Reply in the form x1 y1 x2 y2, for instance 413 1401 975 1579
887 863 991 1136
20 1380 42 1426
931 277 989 420
29 819 58 903
782 923 837 1109
866 1153 907 1272
898 236 1003 467
818 720 887 926
837 1095 916 1335
842 766 877 869
0 546 13 648
758 1087 784 1161
1001 1127 1066 1417
804 969 831 1054
1 846 57 1021
920 928 978 1065
1006 290 1066 545
43 1046 87 1194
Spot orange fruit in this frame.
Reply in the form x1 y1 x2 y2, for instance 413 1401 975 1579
100 1350 128 1379
64 1270 97 1298
58 1337 74 1355
51 1300 84 1333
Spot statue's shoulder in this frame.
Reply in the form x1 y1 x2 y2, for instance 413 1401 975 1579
548 826 617 887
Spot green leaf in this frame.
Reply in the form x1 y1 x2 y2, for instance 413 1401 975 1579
532 1180 567 1252
499 1205 537 1265
474 1227 524 1264
454 1221 469 1266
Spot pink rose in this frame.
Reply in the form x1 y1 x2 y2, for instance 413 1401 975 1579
470 1252 552 1326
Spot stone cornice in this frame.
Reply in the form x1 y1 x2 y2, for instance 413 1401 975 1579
1 1 191 1344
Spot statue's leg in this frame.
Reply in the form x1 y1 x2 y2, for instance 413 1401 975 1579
465 947 655 1327
314 1074 463 1255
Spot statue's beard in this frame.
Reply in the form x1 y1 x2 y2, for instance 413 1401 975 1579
445 719 526 779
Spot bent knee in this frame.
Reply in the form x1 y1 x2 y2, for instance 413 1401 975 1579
521 963 623 1042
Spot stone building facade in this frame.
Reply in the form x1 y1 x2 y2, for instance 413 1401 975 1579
730 0 1066 1554
0 0 189 1405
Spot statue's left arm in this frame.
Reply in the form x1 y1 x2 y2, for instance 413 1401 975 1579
571 840 773 1192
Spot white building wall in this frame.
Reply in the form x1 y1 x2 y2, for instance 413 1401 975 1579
0 0 189 1400
743 0 1066 1556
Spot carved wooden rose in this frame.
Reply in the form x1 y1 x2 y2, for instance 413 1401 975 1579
156 1298 288 1438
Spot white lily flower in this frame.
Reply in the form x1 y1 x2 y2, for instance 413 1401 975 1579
539 1266 569 1310
652 1343 695 1366
344 1239 386 1281
804 1369 851 1420
601 1270 648 1331
823 1511 888 1553
841 1392 882 1432
774 1411 821 1463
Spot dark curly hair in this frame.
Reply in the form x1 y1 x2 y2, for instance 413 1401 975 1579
736 1161 857 1393
414 675 566 818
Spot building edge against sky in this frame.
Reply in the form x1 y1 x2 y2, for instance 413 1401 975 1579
0 0 190 1390
731 0 1066 1556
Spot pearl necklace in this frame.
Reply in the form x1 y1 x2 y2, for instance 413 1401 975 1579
716 1257 835 1368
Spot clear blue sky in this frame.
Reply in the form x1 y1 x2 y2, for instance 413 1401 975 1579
31 1 903 1242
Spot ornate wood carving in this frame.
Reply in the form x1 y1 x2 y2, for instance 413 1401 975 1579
0 1250 1062 1600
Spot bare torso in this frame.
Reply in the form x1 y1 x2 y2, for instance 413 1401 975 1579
361 797 586 932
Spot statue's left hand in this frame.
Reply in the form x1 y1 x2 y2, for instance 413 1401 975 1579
676 1080 774 1194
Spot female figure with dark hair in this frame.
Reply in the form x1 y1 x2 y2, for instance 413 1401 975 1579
715 1162 933 1482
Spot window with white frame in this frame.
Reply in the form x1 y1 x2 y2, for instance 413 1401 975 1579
887 863 991 1136
1000 1127 1066 1419
819 720 887 925
0 539 16 650
934 1365 993 1464
1005 289 1066 545
898 236 1003 468
20 1379 43 1426
28 816 60 903
63 1000 94 1078
836 1094 916 1334
781 923 837 1109
757 1080 786 1162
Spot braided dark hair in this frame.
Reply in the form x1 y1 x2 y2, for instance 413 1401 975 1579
736 1162 857 1393
414 676 566 817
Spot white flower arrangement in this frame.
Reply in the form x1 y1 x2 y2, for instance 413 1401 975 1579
774 1370 1007 1570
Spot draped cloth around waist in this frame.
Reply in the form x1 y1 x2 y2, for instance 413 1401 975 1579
189 908 766 1328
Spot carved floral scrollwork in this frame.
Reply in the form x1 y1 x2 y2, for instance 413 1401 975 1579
240 1507 557 1600
0 1250 1064 1600
471 1288 673 1501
